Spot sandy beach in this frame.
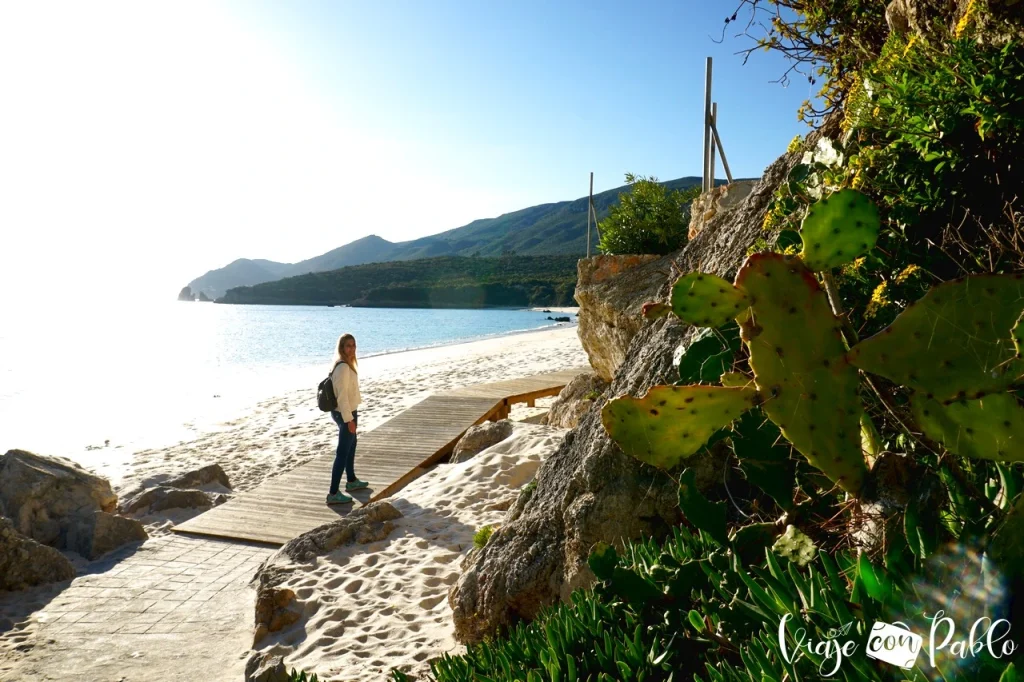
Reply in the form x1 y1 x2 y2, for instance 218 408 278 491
0 324 588 681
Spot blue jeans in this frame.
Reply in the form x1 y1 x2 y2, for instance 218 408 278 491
329 410 358 494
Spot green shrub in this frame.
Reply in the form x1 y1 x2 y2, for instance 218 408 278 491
597 174 699 255
473 525 495 549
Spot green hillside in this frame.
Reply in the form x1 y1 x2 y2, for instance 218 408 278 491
187 176 727 299
218 255 580 308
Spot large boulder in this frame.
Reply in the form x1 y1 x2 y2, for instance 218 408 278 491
64 511 148 560
164 463 231 490
452 420 515 464
0 516 75 591
0 449 117 546
574 254 669 381
449 126 818 644
277 501 402 563
545 373 609 430
119 486 226 515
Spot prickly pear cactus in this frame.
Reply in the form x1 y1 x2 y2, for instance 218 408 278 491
849 275 1024 401
799 189 880 271
670 272 748 328
602 385 759 470
773 525 817 567
736 253 867 495
912 392 1024 462
720 372 752 388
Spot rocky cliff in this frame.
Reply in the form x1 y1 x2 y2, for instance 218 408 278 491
448 124 833 643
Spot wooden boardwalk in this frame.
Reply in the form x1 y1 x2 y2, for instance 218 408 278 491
172 367 587 546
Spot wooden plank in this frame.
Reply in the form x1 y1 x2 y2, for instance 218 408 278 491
173 366 588 545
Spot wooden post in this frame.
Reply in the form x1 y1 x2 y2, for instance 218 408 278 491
710 118 734 184
702 57 713 192
710 102 717 189
589 171 598 256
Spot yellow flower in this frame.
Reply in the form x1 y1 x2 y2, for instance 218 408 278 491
865 281 891 320
787 135 803 154
903 36 918 57
955 0 978 38
895 264 921 284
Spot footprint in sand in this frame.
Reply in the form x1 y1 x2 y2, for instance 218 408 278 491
418 595 445 610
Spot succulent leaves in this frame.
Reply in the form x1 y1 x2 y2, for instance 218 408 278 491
799 188 880 271
849 275 1024 401
601 385 759 471
670 273 748 328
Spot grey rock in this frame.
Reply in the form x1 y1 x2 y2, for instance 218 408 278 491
163 463 231 490
575 254 669 381
0 516 75 591
886 0 1024 45
449 123 822 644
451 420 515 464
64 511 148 560
120 486 220 515
688 180 758 240
244 652 290 682
546 373 609 430
0 449 117 546
278 501 402 563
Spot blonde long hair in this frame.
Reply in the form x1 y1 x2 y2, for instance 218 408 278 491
333 333 358 373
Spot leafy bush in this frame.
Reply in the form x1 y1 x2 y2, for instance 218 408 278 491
597 174 700 256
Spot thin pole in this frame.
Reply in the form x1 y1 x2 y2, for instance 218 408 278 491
587 172 594 257
710 102 717 189
710 118 734 184
702 57 713 192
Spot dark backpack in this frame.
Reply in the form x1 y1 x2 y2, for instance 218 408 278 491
317 362 344 412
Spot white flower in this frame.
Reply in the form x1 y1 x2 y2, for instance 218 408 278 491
814 137 843 168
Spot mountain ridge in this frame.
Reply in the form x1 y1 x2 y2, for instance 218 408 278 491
186 175 733 299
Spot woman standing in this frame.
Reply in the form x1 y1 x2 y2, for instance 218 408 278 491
327 333 368 505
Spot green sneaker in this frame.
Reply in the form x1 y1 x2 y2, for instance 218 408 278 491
345 480 369 491
326 492 353 505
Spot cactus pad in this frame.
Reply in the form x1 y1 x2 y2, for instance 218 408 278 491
670 272 748 328
912 392 1024 463
849 275 1024 401
735 253 867 495
720 372 753 388
773 525 817 567
601 385 759 471
799 189 880 271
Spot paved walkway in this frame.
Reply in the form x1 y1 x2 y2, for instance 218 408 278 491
0 534 272 681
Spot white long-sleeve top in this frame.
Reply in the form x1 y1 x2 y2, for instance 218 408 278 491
330 362 361 423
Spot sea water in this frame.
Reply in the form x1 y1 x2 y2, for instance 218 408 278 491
0 300 571 470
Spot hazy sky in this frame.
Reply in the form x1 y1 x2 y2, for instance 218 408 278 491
0 1 813 302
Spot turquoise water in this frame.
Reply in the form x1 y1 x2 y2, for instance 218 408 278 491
0 301 572 464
